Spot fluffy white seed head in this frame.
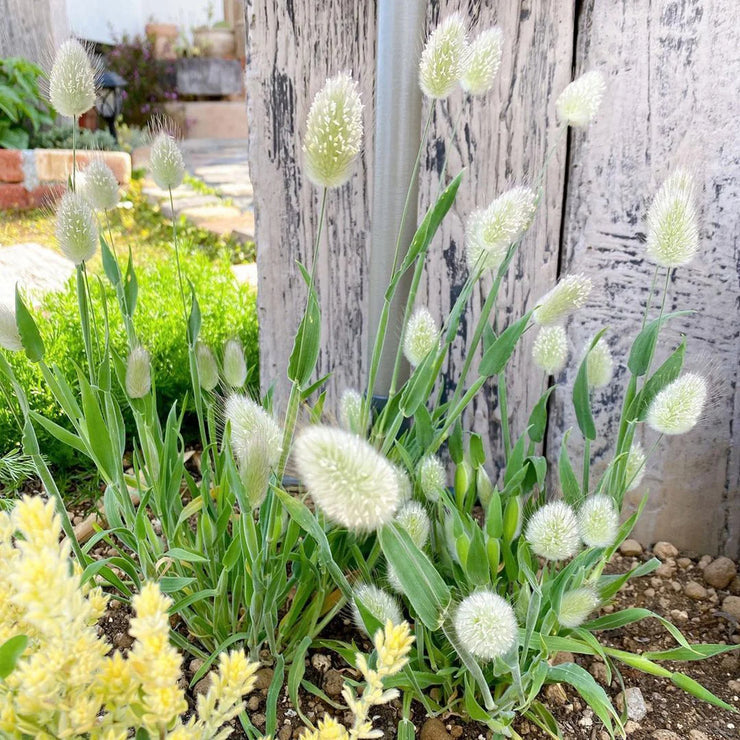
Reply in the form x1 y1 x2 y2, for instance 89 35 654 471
352 584 402 634
465 187 537 273
195 341 219 391
625 441 646 491
578 494 619 549
419 14 469 99
303 73 363 188
339 388 365 435
78 159 119 211
533 273 592 326
555 70 606 127
49 39 97 118
225 394 282 507
461 27 503 96
532 325 568 375
394 465 413 503
56 190 98 265
526 501 581 561
293 426 401 532
586 336 614 389
149 131 185 190
125 346 151 398
646 169 699 267
418 454 446 501
558 587 600 628
222 338 247 388
0 304 22 352
403 307 440 367
647 372 707 435
454 591 518 661
395 501 431 549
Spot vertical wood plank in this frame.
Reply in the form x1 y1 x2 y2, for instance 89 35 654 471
549 0 740 556
245 0 376 413
415 0 575 474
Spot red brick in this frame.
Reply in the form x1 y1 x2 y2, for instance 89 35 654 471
27 183 65 209
0 183 29 209
0 150 24 183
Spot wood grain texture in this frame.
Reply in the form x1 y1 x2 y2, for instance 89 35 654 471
548 0 740 556
414 0 575 475
245 0 376 413
0 0 67 63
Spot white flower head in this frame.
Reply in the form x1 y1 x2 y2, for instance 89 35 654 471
558 587 600 628
225 394 283 508
532 325 568 375
419 13 469 99
195 341 219 391
461 27 503 96
533 273 592 326
0 304 22 352
293 426 401 532
556 70 606 127
578 494 619 549
222 338 247 388
647 372 707 435
525 501 580 561
125 345 151 399
303 72 363 188
339 388 365 435
646 169 699 267
624 441 646 491
352 584 402 635
394 465 413 503
586 336 614 389
49 38 97 118
149 130 185 190
418 454 446 501
403 307 440 367
78 159 119 211
395 501 431 549
454 591 518 661
465 187 537 273
56 190 98 265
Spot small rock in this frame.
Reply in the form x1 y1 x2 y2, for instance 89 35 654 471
653 541 679 560
729 575 740 595
551 651 574 665
677 557 693 570
113 631 134 650
616 687 648 721
688 731 711 740
670 609 688 623
247 695 261 711
655 561 676 578
278 724 292 740
194 674 212 697
323 668 345 697
420 718 453 740
189 658 205 675
589 661 609 685
644 587 656 599
620 539 643 557
254 667 274 690
703 556 737 589
728 678 740 694
311 653 332 672
450 726 463 738
252 714 266 729
624 720 641 735
684 581 707 600
722 595 740 620
697 554 712 569
544 683 568 705
651 732 681 740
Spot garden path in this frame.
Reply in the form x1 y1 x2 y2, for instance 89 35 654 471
0 243 73 307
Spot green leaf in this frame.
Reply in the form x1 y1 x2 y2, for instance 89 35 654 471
0 635 28 679
671 671 738 713
123 247 138 317
287 264 321 386
628 310 691 376
573 331 606 441
379 522 450 630
400 350 437 417
158 576 197 593
187 280 201 345
14 286 45 362
265 655 285 736
479 311 532 377
161 547 209 564
100 235 121 286
528 386 555 443
558 431 581 504
628 338 686 421
644 644 740 661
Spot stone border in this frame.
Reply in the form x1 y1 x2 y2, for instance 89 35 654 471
0 149 131 210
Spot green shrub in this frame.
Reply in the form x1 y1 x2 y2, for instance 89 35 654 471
0 56 54 149
0 250 257 468
29 125 120 151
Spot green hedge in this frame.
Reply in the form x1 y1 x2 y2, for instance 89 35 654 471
1 251 258 469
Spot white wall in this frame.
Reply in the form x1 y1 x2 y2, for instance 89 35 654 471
66 0 223 45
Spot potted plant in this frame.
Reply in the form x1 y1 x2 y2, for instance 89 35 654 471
192 2 236 58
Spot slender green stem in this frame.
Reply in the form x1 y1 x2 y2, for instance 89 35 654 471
498 371 511 461
582 438 591 495
643 270 671 382
72 120 77 191
168 188 189 322
642 265 660 329
76 265 95 384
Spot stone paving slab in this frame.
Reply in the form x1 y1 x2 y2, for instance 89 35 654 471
161 195 222 219
0 243 74 305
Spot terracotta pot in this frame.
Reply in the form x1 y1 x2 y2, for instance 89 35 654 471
193 27 236 58
146 23 179 61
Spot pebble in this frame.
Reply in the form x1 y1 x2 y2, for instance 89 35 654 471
252 714 266 729
113 631 134 650
620 539 643 557
653 541 679 560
544 683 568 705
616 687 648 721
311 653 332 672
688 731 711 740
420 718 453 740
449 726 463 738
684 581 707 600
551 651 575 665
589 661 609 685
651 732 681 740
669 609 688 623
189 658 205 675
697 554 712 570
246 695 261 711
624 720 641 735
193 674 212 697
644 587 656 599
703 556 737 589
730 575 740 595
677 557 693 569
655 560 676 578
722 594 740 620
278 724 292 740
323 668 345 697
729 679 740 693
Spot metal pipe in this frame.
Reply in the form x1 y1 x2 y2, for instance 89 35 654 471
367 0 426 396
